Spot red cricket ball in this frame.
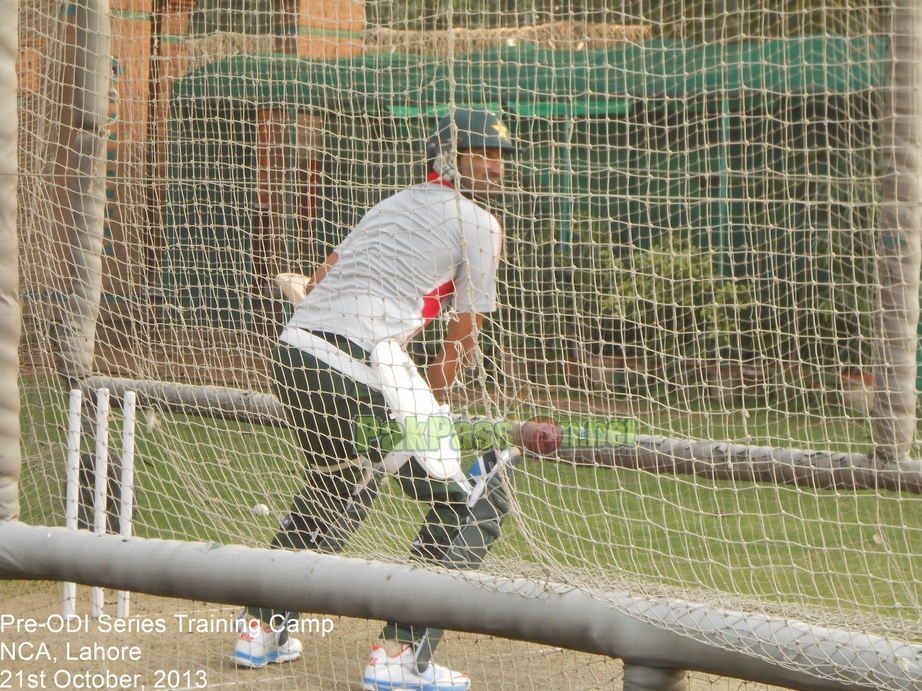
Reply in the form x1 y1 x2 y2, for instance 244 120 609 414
517 417 564 456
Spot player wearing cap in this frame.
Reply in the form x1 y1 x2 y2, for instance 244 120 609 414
232 109 516 691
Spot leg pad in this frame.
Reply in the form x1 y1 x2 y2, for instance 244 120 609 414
412 470 511 571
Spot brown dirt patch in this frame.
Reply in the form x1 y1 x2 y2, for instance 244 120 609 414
1 583 792 691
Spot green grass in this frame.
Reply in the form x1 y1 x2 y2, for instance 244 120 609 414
505 393 875 455
497 460 921 622
17 374 922 636
19 375 305 545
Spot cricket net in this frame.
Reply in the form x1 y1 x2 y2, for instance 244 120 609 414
7 0 922 690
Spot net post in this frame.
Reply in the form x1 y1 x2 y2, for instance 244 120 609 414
873 0 922 465
54 0 112 385
0 0 20 523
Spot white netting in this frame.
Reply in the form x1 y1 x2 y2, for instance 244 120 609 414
11 0 921 689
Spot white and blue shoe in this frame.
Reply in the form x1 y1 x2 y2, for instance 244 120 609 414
232 617 302 669
363 642 470 691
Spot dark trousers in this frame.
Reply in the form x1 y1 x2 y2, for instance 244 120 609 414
247 341 469 646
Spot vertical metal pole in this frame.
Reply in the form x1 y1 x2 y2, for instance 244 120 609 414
55 0 111 386
0 0 22 523
874 0 922 466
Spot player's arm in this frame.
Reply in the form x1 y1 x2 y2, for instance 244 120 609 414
304 251 339 297
427 312 484 403
277 252 340 303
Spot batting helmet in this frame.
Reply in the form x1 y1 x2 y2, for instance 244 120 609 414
426 109 514 166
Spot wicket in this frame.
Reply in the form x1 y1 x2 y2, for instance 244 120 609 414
63 387 137 620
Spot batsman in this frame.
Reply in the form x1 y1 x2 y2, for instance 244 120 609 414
232 109 518 691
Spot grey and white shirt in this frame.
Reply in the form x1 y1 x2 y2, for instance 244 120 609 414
285 181 502 353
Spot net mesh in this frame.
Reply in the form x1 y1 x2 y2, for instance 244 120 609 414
12 0 920 689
